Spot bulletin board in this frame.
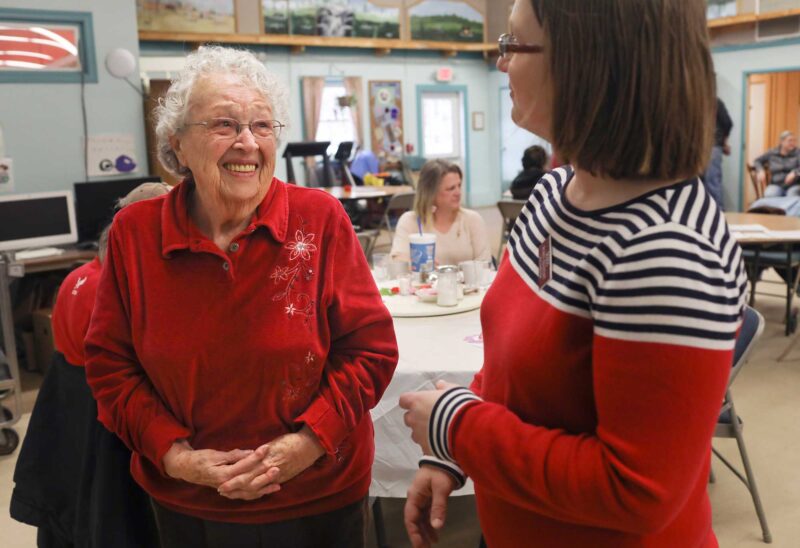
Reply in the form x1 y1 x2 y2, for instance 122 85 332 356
369 80 404 164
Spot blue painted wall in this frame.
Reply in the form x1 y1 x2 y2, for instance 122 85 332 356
0 0 146 194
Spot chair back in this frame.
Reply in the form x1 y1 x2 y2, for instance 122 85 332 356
746 164 769 201
497 200 526 233
730 305 765 387
386 192 415 213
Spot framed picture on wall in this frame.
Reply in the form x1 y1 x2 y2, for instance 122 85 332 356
408 0 484 43
369 80 404 164
137 0 236 34
0 8 97 83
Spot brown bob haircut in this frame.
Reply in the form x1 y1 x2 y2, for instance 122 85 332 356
529 0 715 181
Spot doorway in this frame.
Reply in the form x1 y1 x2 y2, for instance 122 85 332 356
743 70 800 207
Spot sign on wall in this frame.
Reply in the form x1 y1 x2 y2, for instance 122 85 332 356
87 134 138 177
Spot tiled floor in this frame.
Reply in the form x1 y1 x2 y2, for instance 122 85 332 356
2 207 799 547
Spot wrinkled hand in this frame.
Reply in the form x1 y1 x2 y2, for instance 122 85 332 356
217 426 325 500
162 440 278 496
404 466 457 548
399 381 459 455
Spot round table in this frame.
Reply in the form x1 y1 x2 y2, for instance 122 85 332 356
369 307 483 498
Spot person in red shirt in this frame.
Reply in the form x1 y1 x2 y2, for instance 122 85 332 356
11 182 170 547
400 1 747 547
84 46 398 548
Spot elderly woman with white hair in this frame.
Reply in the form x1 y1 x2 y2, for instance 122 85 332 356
84 46 398 548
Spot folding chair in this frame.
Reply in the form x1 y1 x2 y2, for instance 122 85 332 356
496 199 526 258
355 229 379 260
381 192 415 236
712 306 772 543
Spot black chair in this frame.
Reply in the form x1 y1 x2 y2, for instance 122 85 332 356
282 141 332 187
712 306 772 543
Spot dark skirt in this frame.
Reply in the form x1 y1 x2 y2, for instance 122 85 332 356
9 352 159 547
151 496 368 548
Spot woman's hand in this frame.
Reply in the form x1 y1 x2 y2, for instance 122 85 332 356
162 440 280 495
399 380 459 455
404 466 457 548
217 426 325 500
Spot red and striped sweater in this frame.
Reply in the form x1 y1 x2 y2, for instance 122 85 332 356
431 167 747 547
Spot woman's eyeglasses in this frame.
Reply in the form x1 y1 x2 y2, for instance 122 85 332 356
497 33 545 59
183 118 285 140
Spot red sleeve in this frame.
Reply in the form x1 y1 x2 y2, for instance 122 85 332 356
295 211 399 454
84 222 191 474
450 338 729 534
469 368 484 397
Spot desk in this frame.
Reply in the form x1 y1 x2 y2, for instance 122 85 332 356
726 212 800 335
370 309 483 498
0 248 95 442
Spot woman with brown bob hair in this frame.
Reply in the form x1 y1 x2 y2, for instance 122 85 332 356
399 1 748 547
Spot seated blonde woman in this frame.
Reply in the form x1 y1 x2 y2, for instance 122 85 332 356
390 159 491 266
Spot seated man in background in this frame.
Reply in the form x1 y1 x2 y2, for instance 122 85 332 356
509 145 549 200
10 182 170 548
757 130 800 197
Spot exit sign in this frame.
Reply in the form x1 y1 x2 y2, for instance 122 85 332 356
436 67 453 82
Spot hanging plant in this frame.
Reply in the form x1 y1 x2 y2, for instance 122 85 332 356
337 94 356 108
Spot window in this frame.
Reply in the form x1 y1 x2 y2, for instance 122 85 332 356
421 91 462 159
500 87 551 187
315 80 356 156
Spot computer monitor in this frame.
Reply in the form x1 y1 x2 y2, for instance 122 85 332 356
74 176 161 242
0 191 78 252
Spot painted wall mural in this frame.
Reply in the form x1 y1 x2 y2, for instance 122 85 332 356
409 1 483 43
137 0 236 33
263 0 400 38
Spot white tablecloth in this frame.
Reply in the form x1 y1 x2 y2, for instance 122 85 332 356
369 309 484 498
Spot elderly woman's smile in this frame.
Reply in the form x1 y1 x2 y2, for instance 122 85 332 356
172 73 277 211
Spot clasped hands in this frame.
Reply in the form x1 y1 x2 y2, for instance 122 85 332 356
162 425 325 501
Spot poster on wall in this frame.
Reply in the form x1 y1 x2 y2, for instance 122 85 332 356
409 1 483 43
137 0 236 33
369 80 404 164
87 134 138 178
264 0 399 38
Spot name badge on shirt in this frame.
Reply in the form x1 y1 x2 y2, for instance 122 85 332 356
538 235 552 288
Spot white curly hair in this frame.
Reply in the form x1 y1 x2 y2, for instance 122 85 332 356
154 46 290 178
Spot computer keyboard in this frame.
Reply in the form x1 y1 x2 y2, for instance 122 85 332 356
14 247 66 260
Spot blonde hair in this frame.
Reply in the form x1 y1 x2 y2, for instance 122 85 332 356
413 159 463 226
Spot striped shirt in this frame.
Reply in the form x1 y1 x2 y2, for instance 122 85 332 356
429 167 747 548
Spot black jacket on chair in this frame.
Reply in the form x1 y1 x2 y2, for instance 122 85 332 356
10 352 159 548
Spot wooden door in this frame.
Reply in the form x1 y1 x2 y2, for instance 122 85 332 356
144 79 180 186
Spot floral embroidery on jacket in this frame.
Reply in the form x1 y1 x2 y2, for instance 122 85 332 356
281 352 323 407
270 218 317 327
